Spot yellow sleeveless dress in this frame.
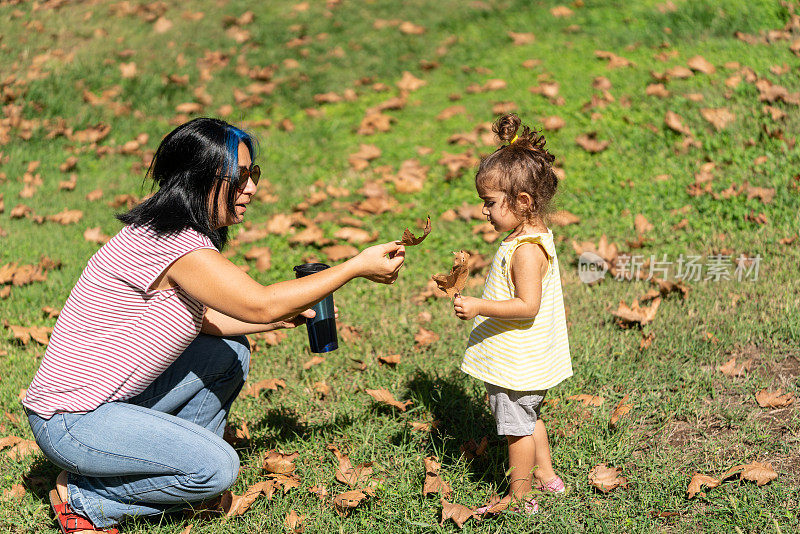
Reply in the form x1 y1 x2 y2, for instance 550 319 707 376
460 231 573 391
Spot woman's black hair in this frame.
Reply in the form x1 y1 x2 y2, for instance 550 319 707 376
117 117 257 249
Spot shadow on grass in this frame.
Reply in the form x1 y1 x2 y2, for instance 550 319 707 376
402 370 507 487
248 406 355 448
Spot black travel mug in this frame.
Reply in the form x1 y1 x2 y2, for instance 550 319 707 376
293 263 338 353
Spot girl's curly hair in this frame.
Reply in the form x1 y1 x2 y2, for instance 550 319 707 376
475 113 558 223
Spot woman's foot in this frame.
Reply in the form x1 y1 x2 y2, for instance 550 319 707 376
52 471 112 534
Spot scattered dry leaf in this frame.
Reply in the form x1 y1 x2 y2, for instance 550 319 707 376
589 464 628 493
609 394 632 429
755 389 794 408
687 473 720 498
365 389 412 411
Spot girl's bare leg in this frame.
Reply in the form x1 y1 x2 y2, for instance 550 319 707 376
532 419 557 484
506 434 536 500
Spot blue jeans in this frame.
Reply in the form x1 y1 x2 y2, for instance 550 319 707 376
26 334 250 528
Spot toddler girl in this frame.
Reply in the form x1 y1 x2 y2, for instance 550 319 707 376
453 114 573 513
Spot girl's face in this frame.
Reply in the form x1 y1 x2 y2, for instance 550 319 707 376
212 141 257 228
479 188 521 232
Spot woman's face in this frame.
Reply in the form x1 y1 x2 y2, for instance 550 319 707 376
212 141 257 228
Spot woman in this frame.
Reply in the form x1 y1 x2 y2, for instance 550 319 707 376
23 118 405 533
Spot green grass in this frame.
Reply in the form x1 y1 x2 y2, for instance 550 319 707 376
1 0 799 532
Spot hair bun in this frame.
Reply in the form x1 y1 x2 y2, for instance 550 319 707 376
493 114 521 143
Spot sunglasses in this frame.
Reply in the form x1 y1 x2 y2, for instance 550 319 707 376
222 164 261 192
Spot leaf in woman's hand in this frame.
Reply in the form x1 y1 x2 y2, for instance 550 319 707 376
399 215 431 245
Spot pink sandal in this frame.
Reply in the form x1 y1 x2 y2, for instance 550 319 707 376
535 475 566 493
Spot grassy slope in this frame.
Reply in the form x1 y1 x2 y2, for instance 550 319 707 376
1 0 799 532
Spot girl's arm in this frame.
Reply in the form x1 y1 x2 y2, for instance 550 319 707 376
168 241 404 325
454 243 547 320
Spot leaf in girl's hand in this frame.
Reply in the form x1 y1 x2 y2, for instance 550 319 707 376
432 250 470 298
399 215 431 245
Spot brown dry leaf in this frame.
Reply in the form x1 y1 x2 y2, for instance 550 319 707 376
440 498 475 529
611 298 661 327
646 83 670 98
396 71 426 92
738 463 779 486
220 480 271 517
303 356 325 370
568 394 605 406
634 214 654 234
400 215 431 245
308 484 329 499
246 378 286 397
665 111 692 136
609 395 632 429
333 489 370 516
46 209 83 225
365 389 412 411
432 250 470 298
718 357 752 378
437 105 467 121
263 450 299 474
687 55 716 74
289 225 327 246
5 439 40 461
551 5 574 17
323 244 359 262
460 436 489 459
547 210 578 227
507 31 535 45
755 389 794 408
348 144 381 170
334 227 377 244
414 327 439 348
589 464 628 493
266 213 294 235
2 484 25 500
686 473 720 498
0 436 22 450
119 62 138 78
267 473 301 493
285 510 305 533
595 50 633 69
575 132 609 153
399 21 425 34
83 227 110 245
178 525 192 534
541 116 566 130
313 381 331 397
700 108 735 131
423 456 452 497
244 247 271 271
377 354 401 366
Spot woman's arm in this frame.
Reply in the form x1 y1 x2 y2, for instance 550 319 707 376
201 307 317 336
454 243 547 320
168 241 404 325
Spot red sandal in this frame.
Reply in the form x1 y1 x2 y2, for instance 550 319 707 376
49 488 119 534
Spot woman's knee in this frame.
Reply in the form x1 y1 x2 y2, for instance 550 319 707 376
192 442 240 496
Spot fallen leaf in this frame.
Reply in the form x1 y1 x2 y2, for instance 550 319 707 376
595 50 633 68
718 357 752 378
220 480 272 517
246 378 286 397
738 462 779 486
541 115 565 130
423 456 452 497
285 510 305 533
755 389 794 408
575 132 610 153
414 326 439 348
4 439 40 461
440 498 475 529
611 298 660 327
323 244 359 262
303 356 325 370
2 484 25 500
687 473 720 498
609 394 632 429
508 31 535 45
551 5 573 17
46 209 83 225
665 111 692 136
568 394 605 406
396 71 426 92
399 215 431 245
377 354 401 366
634 214 654 234
365 388 412 411
700 108 735 131
334 227 377 244
263 450 299 474
333 489 370 516
313 381 331 397
589 464 628 493
432 250 470 298
687 55 716 74
83 227 110 245
244 247 271 271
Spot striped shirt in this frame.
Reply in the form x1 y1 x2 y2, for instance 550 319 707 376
23 225 216 418
461 231 573 391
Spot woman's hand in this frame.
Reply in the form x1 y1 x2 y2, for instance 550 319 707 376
265 305 339 330
350 241 405 284
454 295 482 321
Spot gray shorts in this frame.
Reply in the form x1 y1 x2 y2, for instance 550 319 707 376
485 382 547 437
